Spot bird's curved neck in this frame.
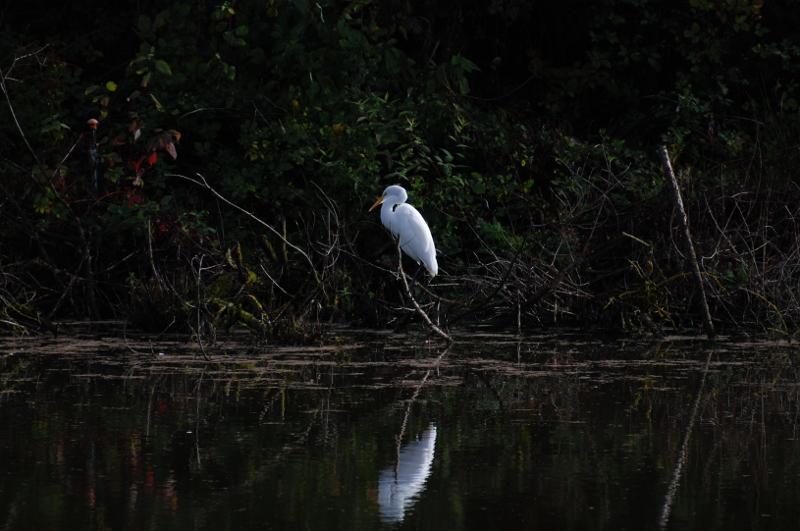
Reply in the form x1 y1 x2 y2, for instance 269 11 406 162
380 198 403 232
383 197 405 212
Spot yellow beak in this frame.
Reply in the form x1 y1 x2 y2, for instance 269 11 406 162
368 195 384 212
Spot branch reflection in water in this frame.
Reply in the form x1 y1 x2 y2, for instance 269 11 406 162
377 345 451 523
658 349 713 529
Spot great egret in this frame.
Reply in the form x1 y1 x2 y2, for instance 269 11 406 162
369 185 438 279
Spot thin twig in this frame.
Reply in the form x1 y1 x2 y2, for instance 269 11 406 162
194 254 211 361
2 44 50 80
447 232 529 327
259 264 290 296
0 65 41 165
169 172 320 284
46 255 86 320
146 218 164 288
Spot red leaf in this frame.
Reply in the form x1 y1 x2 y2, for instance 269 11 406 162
147 151 158 166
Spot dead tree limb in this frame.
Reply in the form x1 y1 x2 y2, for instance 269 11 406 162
659 145 715 339
397 242 453 343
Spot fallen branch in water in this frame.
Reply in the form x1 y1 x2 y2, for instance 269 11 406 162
397 241 453 343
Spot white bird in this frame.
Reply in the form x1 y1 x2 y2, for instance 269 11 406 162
369 184 438 278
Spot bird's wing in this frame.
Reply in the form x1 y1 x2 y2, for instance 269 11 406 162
394 204 437 275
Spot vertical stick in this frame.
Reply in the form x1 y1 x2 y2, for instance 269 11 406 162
87 118 100 192
659 146 715 339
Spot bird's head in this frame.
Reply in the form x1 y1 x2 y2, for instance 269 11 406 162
369 185 407 212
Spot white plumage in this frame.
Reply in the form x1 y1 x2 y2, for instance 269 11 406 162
369 184 438 277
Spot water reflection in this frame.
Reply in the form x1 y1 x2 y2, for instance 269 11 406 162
658 350 712 529
2 335 800 530
378 424 437 523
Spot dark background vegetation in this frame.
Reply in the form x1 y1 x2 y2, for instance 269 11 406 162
2 0 799 338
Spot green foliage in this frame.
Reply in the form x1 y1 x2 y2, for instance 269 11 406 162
3 0 800 334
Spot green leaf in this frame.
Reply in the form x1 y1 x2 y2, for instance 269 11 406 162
154 59 172 76
137 15 151 34
451 54 480 74
153 10 169 30
291 0 309 14
105 81 118 92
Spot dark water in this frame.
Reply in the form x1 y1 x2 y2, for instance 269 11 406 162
1 330 799 530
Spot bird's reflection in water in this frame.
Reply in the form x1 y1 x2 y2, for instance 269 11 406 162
377 424 437 523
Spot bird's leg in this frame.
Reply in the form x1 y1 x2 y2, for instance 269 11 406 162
410 263 424 292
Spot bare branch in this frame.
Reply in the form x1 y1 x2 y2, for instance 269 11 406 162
397 241 453 343
0 65 41 165
660 146 715 339
169 172 320 284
